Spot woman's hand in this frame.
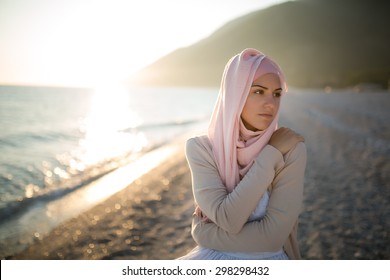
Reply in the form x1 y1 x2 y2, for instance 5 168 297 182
269 127 304 155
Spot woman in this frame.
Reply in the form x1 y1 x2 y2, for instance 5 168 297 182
179 48 306 260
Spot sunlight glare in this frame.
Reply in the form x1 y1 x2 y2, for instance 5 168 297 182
1 0 289 87
78 83 147 166
82 143 177 204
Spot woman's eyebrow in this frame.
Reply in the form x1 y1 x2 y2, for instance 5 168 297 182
251 84 282 91
251 84 268 89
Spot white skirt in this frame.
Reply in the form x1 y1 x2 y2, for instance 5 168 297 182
178 246 289 260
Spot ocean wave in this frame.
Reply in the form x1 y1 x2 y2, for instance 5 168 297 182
119 116 209 132
0 131 80 148
0 161 125 224
0 139 169 224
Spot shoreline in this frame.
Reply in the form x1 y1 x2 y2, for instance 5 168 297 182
0 142 183 259
7 142 197 260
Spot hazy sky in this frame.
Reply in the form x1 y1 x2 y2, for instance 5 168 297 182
0 0 290 87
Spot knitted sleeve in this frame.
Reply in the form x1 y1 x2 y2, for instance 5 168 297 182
186 136 284 234
190 141 307 253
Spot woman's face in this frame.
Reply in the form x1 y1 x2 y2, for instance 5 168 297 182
241 73 282 131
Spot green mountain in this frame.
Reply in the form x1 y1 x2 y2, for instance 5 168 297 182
130 0 390 88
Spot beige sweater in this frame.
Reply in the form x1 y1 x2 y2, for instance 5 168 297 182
186 135 307 259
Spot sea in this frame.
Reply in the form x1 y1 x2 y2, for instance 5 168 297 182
0 85 218 258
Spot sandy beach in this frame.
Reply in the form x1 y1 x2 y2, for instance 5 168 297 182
6 91 390 260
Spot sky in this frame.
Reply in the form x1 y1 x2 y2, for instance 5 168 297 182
0 0 290 87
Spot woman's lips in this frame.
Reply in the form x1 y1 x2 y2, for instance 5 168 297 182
258 113 273 118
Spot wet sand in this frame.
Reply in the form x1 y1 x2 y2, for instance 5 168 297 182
7 91 390 260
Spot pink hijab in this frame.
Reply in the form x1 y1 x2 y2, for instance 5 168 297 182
208 48 287 192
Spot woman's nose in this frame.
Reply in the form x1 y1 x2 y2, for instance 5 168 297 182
263 94 276 107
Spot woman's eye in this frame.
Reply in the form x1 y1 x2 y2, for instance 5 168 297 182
254 90 264 94
273 92 282 98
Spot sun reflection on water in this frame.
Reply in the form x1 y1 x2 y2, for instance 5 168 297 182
78 84 148 166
